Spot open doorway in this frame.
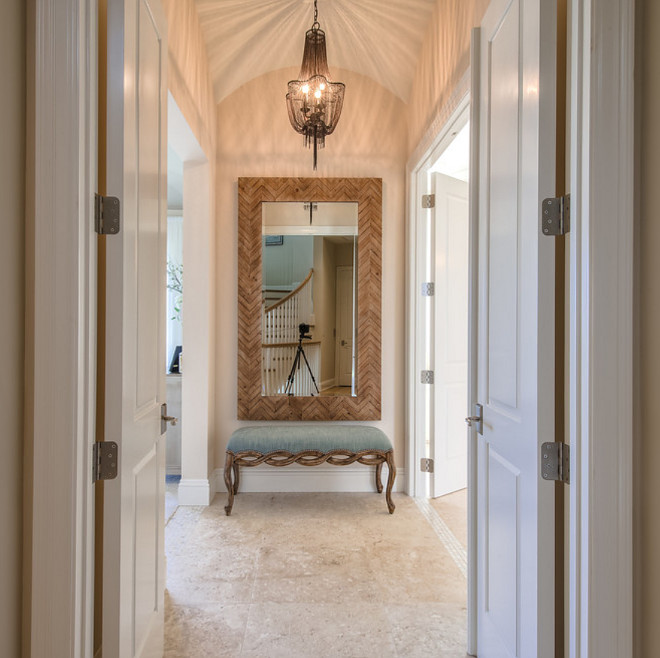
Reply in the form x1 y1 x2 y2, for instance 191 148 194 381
407 95 474 652
164 92 214 514
165 143 184 522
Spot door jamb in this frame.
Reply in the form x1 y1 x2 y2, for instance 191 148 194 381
406 93 471 501
26 0 97 655
405 90 474 654
568 0 634 655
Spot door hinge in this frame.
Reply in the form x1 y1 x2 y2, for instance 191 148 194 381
420 458 434 473
95 194 121 235
93 441 118 482
541 194 570 236
421 282 435 296
420 370 434 384
541 442 570 484
421 194 435 209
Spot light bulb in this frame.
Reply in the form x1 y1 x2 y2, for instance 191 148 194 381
314 90 321 99
319 82 326 90
302 84 309 94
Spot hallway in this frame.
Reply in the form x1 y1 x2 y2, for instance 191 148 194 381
164 492 468 657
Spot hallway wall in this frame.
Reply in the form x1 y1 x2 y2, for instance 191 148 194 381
214 68 408 471
0 0 25 655
637 0 660 653
406 0 489 156
164 0 218 483
162 0 216 157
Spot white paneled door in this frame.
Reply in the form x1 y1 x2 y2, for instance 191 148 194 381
103 0 168 656
432 173 469 497
475 0 556 656
335 265 354 387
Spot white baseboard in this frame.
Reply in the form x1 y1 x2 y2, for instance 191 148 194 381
178 478 212 505
212 463 406 494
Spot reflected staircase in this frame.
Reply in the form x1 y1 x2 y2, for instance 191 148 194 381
262 269 320 395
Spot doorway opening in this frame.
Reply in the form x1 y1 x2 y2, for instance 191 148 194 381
165 92 213 513
407 94 474 653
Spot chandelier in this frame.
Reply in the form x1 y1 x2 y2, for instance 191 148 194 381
286 0 345 170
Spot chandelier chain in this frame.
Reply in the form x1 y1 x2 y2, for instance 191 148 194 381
313 0 318 27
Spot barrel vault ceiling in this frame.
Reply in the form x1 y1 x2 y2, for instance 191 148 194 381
194 0 438 104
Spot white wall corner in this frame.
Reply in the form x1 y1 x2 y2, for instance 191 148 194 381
211 464 407 496
177 478 213 506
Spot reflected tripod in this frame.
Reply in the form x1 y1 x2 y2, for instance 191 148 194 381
285 323 320 396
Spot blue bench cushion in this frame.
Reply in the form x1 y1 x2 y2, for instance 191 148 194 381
227 425 392 455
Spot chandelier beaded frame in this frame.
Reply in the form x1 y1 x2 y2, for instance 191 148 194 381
286 0 345 169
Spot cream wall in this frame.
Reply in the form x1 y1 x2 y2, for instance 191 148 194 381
162 0 216 158
407 0 489 156
0 0 25 656
637 0 660 653
214 68 408 465
162 0 218 486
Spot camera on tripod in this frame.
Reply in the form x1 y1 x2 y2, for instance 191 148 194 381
284 322 319 396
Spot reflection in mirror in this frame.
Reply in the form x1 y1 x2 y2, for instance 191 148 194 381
261 202 358 397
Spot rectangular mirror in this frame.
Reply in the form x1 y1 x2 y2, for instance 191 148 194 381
261 202 358 397
237 177 382 421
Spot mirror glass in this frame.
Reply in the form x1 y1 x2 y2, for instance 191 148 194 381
261 201 358 397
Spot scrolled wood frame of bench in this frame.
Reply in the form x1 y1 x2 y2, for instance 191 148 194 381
223 448 396 516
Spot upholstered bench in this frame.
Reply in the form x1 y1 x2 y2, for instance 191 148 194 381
223 425 396 515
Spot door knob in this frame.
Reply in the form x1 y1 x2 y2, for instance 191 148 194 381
160 403 178 434
464 403 483 435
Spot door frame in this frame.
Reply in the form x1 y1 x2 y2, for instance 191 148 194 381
406 91 472 502
26 0 97 655
28 0 635 656
567 0 634 654
406 88 475 653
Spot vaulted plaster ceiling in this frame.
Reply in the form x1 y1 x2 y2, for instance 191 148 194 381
194 0 437 104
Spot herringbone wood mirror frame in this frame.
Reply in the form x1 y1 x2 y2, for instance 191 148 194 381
237 177 382 420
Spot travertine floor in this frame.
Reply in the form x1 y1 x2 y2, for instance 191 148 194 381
165 491 468 657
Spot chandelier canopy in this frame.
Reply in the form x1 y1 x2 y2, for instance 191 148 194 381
286 0 345 169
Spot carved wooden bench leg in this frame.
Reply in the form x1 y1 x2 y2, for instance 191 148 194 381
224 452 235 516
385 451 396 514
232 461 240 494
375 461 384 494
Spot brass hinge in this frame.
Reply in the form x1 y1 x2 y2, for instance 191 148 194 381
420 458 434 473
95 194 121 235
541 194 570 236
93 441 118 482
421 282 435 296
541 442 570 484
421 194 435 208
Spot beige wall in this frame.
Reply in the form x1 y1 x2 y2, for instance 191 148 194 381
214 67 408 464
407 0 489 155
0 0 25 656
162 0 216 158
163 0 218 480
637 0 659 654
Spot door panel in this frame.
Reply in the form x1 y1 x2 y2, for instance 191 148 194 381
335 266 353 387
103 0 168 656
476 0 556 655
432 173 469 497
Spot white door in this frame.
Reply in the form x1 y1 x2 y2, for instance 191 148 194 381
103 0 168 656
432 173 469 497
335 265 354 387
475 0 556 655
